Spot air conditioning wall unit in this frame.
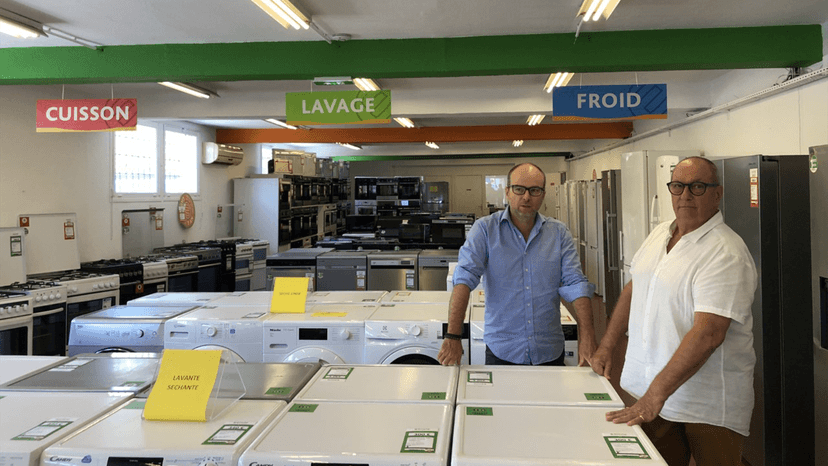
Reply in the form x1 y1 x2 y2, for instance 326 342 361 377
203 142 244 165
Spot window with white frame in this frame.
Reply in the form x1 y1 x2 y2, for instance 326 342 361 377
114 123 199 195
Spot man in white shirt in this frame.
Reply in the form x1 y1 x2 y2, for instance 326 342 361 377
591 157 757 466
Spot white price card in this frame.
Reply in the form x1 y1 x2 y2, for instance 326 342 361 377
603 434 651 459
467 371 493 384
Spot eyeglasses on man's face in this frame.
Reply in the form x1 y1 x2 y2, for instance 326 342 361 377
666 181 719 196
509 185 545 197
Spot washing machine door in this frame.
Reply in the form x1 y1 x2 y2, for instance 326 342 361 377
193 345 245 363
284 347 346 365
381 346 440 365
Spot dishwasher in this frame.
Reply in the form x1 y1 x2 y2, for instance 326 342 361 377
417 249 460 290
316 250 379 291
367 250 421 291
266 247 334 291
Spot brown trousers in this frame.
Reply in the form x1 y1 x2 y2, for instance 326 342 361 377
641 416 746 466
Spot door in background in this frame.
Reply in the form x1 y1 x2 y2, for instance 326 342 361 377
453 175 486 219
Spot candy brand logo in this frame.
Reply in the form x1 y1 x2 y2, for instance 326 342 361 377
49 457 74 463
249 463 274 466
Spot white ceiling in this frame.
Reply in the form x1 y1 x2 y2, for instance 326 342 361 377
2 0 826 157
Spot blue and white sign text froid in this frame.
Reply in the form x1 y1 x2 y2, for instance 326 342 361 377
552 84 667 121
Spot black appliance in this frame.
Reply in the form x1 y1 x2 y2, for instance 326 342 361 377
376 177 398 200
346 215 377 232
157 245 222 292
81 259 143 305
430 222 467 246
189 240 236 292
354 176 377 200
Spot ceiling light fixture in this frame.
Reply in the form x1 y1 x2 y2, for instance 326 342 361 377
313 76 354 86
393 117 415 128
513 140 524 147
158 82 219 99
264 118 298 130
544 72 575 93
337 143 362 151
425 142 440 149
527 115 545 126
251 0 310 30
353 78 380 92
0 14 43 38
578 0 620 22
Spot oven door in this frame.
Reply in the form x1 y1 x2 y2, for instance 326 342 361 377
167 270 199 293
197 263 221 292
32 304 67 356
235 273 253 292
0 315 33 355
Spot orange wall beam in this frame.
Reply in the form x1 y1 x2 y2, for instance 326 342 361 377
216 122 633 145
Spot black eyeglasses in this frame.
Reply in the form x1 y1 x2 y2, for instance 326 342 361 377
509 185 545 197
666 181 719 196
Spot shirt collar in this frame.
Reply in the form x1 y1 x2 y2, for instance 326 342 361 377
669 210 724 243
500 206 547 228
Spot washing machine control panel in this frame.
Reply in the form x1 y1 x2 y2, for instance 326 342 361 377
364 320 441 341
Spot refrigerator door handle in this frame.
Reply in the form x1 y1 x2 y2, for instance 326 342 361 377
618 230 624 269
649 194 660 230
606 211 619 271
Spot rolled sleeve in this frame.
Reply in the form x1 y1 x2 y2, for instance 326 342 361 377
453 219 487 290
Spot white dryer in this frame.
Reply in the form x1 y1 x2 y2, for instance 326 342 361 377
364 303 469 365
262 303 379 364
163 305 271 362
126 292 227 307
41 399 286 466
241 401 453 466
306 290 387 304
0 355 67 385
380 290 452 304
0 391 132 466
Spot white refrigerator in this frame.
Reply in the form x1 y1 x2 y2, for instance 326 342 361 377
619 150 699 284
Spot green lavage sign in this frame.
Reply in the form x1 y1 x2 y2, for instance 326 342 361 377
286 90 391 125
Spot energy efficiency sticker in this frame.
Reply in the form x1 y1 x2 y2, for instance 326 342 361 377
603 434 651 459
13 418 76 441
202 423 254 445
323 367 354 380
467 371 493 384
400 430 438 453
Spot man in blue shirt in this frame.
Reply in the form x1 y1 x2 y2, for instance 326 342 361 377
437 163 596 365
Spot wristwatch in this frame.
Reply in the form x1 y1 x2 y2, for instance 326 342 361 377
443 332 463 341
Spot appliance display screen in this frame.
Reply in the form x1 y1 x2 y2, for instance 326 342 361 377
107 458 164 466
299 328 328 340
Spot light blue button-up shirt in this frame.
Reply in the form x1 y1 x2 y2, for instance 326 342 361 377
453 207 594 364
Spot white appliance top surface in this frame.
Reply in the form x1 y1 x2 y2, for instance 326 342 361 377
0 355 159 392
171 305 271 322
209 291 275 307
42 399 286 458
126 292 228 307
264 304 380 323
307 291 388 303
453 404 666 465
0 391 132 459
295 364 458 403
19 213 81 275
457 367 624 407
470 305 485 323
0 356 67 385
75 305 199 321
243 401 452 464
368 303 448 322
380 290 452 304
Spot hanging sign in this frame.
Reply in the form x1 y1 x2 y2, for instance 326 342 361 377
36 98 138 132
552 84 667 121
286 90 391 125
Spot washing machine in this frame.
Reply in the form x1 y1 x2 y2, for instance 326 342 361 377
364 303 470 365
0 391 132 466
163 305 271 362
240 401 453 466
0 355 67 385
306 290 387 304
379 290 452 304
206 291 275 309
456 366 624 408
294 364 458 403
126 291 228 307
452 404 666 466
262 303 380 364
41 399 287 466
469 304 486 365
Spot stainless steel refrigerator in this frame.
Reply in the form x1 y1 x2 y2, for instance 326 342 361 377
423 182 449 213
715 155 813 466
600 169 623 315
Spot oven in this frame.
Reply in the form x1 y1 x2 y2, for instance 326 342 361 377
166 267 198 293
249 240 269 291
234 243 254 292
0 294 33 356
280 176 295 210
396 176 423 200
376 177 399 200
296 176 312 205
32 299 67 356
354 176 377 200
355 200 377 216
377 200 397 217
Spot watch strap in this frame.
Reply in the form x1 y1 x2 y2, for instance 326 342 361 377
444 332 463 340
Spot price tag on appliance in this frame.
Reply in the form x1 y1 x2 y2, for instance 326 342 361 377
323 367 354 380
64 221 75 240
467 371 493 384
12 418 76 441
400 430 438 453
270 277 309 313
202 423 254 445
603 434 651 459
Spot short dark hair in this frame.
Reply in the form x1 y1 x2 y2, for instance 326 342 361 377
507 162 546 187
673 156 720 185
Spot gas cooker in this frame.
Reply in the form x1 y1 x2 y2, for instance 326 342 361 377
0 280 67 306
81 259 143 286
0 290 33 320
134 258 168 282
29 270 119 297
144 253 198 273
156 245 222 264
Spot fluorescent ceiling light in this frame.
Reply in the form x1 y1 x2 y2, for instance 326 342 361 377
264 118 297 130
544 72 575 93
578 0 620 21
251 0 310 30
337 142 362 151
354 78 380 91
0 15 43 38
527 114 545 126
393 117 415 128
425 142 440 149
313 76 354 86
158 82 218 99
513 140 524 147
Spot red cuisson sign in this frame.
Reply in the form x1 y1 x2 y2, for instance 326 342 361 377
36 98 137 132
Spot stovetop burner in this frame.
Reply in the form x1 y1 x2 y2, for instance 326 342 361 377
0 290 28 300
31 270 112 281
1 280 62 291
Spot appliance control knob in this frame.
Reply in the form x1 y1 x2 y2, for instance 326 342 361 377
110 281 117 288
92 284 99 290
49 293 55 300
206 326 218 337
408 325 422 336
104 282 111 288
199 462 217 466
13 305 20 313
56 292 62 299
339 329 351 340
0 307 6 315
71 286 78 293
22 303 28 311
133 329 144 338
35 295 42 302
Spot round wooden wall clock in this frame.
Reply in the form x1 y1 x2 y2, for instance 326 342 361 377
178 193 196 228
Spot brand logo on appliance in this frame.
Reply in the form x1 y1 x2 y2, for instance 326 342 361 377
49 457 74 463
249 463 274 466
81 456 92 463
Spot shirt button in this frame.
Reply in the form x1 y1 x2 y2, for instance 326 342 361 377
525 286 529 290
525 268 529 272
528 320 531 324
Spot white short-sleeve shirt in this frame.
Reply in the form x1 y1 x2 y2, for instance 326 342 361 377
621 211 758 436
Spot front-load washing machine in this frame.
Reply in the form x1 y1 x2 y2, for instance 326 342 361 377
263 303 380 364
456 366 624 408
306 290 387 304
163 305 271 362
0 355 67 385
294 364 458 403
379 290 452 304
0 391 132 466
241 401 453 466
452 404 666 466
364 303 469 365
41 399 287 466
126 291 228 307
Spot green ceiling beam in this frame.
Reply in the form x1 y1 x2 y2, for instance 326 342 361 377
332 152 571 162
0 25 821 85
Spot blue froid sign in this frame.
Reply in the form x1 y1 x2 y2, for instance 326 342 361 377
552 84 667 121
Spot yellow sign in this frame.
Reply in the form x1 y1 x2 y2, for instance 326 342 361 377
270 277 310 313
311 312 347 318
143 349 221 421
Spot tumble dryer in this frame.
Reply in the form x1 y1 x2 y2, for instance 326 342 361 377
379 290 452 304
364 303 469 365
163 305 271 362
263 303 380 364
